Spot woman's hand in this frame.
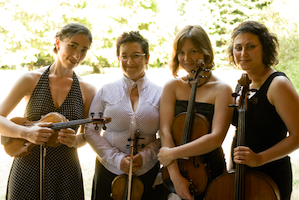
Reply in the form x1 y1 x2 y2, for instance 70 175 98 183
233 146 263 167
120 154 142 174
25 122 53 145
57 128 76 147
157 147 174 167
132 153 142 172
172 174 194 200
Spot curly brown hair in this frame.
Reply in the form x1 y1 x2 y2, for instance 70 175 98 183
227 20 279 68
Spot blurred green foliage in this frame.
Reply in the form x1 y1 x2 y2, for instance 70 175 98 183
0 0 298 90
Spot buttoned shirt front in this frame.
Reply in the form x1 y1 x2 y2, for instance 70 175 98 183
85 74 162 175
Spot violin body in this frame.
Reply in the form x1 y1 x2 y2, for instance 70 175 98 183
110 130 145 200
1 112 109 157
111 174 144 200
204 169 281 200
162 112 210 196
2 112 67 157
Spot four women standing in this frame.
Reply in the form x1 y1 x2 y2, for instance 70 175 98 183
1 20 298 200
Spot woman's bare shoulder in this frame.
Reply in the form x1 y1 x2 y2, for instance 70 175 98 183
17 67 47 86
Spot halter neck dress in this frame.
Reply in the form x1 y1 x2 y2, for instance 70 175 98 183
6 65 85 199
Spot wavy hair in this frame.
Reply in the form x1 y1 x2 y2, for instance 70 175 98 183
227 20 279 68
169 25 214 77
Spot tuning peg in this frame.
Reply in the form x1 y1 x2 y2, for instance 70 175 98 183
94 124 99 130
90 112 95 118
102 124 106 130
98 112 103 118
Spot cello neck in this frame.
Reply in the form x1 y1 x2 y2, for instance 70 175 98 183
234 73 251 200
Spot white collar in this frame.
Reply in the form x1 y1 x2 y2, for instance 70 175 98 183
122 74 148 92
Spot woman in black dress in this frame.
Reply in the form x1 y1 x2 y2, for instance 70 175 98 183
228 20 299 200
157 25 234 200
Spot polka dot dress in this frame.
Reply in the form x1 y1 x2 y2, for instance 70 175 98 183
6 66 85 199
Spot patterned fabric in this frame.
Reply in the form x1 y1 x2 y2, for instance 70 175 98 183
85 74 162 176
6 65 85 200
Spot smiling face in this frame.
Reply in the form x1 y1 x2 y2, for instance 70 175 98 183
118 42 149 81
233 32 265 72
177 38 205 74
55 33 90 69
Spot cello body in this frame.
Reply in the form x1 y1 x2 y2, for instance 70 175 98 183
204 169 281 199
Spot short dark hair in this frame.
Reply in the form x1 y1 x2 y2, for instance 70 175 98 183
53 23 92 53
227 20 279 68
116 31 149 58
169 25 214 77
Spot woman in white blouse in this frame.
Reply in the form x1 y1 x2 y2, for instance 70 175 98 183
85 31 162 200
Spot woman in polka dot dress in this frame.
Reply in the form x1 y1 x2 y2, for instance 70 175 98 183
0 23 96 199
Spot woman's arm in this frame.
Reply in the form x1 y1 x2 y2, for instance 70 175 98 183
84 88 127 171
159 82 234 162
158 79 194 200
0 71 54 144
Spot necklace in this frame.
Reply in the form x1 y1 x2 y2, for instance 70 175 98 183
187 71 211 88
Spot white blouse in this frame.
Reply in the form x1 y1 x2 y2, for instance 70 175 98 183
85 74 162 175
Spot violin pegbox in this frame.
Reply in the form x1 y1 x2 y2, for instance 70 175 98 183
90 112 110 130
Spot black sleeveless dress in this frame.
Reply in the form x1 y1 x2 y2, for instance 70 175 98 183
6 66 85 199
175 100 226 200
231 72 292 200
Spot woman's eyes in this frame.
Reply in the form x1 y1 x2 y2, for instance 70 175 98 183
234 46 242 51
247 45 256 50
178 50 197 55
234 45 256 51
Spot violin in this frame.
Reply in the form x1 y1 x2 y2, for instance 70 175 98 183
1 111 110 157
162 60 211 197
204 73 281 200
110 130 144 200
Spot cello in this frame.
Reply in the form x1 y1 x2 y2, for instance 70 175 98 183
110 130 144 200
162 60 211 197
204 73 281 200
